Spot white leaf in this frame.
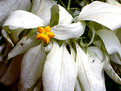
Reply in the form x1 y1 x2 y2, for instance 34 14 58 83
96 29 121 57
107 0 121 7
1 55 23 86
51 22 85 40
7 35 40 60
44 42 52 53
9 29 24 44
3 10 44 30
43 44 77 91
76 43 106 91
58 5 73 24
105 64 121 85
75 79 82 91
78 1 121 30
0 0 31 26
103 53 121 85
45 41 59 59
114 29 121 43
20 44 46 91
1 30 14 47
110 53 121 65
69 44 76 60
31 0 56 25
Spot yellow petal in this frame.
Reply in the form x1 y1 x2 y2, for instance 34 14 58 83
38 27 45 33
36 33 50 44
47 32 55 38
43 35 50 44
45 26 51 32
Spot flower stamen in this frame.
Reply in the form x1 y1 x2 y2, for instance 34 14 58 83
36 26 55 44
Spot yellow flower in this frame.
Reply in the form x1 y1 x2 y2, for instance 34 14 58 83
36 26 55 44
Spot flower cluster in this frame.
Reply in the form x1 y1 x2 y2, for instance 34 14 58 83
0 0 121 91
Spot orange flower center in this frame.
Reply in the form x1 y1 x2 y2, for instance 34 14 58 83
36 26 55 44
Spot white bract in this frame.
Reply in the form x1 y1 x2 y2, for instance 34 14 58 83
1 0 85 90
78 1 121 30
1 0 121 91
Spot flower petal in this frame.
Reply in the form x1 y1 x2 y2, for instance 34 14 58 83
76 43 106 91
3 10 44 31
51 22 85 40
0 0 31 26
7 35 40 60
43 43 77 91
20 44 46 91
31 0 56 25
78 1 121 30
58 5 73 24
96 29 121 57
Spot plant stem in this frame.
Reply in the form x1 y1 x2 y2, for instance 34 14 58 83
67 0 71 11
59 0 66 9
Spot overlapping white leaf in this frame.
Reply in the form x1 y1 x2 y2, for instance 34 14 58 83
110 53 121 65
107 0 121 7
1 30 14 47
9 29 24 44
78 1 121 30
0 0 31 26
114 29 121 43
31 0 56 25
7 35 40 60
20 44 46 91
3 10 44 30
58 5 73 24
76 43 106 91
43 43 77 91
75 79 82 91
103 53 121 85
51 22 85 40
97 29 121 57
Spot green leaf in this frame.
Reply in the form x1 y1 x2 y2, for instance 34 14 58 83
26 29 37 40
50 5 59 27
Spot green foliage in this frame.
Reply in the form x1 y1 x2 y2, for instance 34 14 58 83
50 5 59 27
26 29 37 39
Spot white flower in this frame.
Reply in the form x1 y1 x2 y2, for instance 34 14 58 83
1 0 121 91
1 0 85 90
